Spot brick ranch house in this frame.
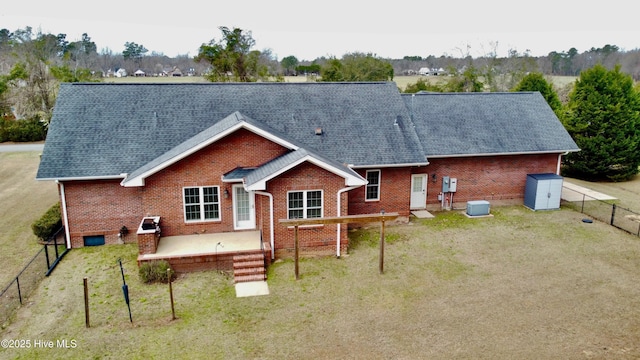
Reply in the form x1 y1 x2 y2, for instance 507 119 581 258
36 82 578 273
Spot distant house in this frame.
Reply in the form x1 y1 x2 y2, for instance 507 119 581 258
162 67 183 77
115 68 127 77
37 83 578 273
418 67 447 76
134 69 146 77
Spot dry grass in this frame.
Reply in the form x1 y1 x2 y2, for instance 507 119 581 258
565 175 640 211
2 206 639 359
0 152 59 285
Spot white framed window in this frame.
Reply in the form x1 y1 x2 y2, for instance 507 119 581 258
183 186 220 222
287 190 323 219
365 170 381 201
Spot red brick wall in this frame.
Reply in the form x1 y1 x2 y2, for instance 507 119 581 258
264 162 350 258
141 128 289 237
60 128 561 254
345 154 560 213
348 167 416 217
425 154 560 209
62 128 289 248
62 180 143 248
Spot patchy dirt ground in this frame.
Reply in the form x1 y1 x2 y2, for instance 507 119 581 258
2 206 639 359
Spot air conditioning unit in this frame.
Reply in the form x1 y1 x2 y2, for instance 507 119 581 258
466 200 490 216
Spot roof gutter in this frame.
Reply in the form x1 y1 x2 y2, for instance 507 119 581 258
425 149 580 159
37 174 127 182
349 161 429 169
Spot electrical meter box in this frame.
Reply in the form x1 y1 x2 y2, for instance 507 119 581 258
442 176 457 192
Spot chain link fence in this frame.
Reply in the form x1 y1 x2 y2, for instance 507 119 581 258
1 229 68 326
1 248 47 326
562 185 640 237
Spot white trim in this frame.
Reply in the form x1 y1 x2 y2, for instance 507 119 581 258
365 169 381 201
287 189 324 220
56 181 71 249
182 185 222 223
246 155 366 191
122 121 300 187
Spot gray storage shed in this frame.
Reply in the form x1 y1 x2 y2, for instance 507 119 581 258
524 173 564 210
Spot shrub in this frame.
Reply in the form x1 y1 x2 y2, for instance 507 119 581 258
139 260 176 283
31 202 62 241
0 118 47 142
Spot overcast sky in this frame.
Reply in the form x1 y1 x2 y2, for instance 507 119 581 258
2 0 638 60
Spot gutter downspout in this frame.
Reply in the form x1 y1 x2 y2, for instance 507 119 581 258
336 185 360 258
56 180 71 249
255 191 275 260
557 152 569 175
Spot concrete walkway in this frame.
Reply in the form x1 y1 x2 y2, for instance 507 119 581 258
562 181 617 201
235 281 270 297
0 143 44 152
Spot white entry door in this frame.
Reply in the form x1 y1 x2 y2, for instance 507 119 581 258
233 184 255 230
410 174 427 209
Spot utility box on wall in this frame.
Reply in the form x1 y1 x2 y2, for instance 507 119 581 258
524 173 564 210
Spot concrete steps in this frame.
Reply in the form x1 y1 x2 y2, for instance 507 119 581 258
233 253 266 283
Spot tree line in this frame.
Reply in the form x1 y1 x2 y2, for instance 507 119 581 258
1 26 639 182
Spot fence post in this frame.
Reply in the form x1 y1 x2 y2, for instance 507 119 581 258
84 277 90 328
54 232 59 258
581 194 586 213
44 244 51 270
611 204 616 226
16 277 22 305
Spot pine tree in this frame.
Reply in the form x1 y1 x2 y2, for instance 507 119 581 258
513 72 562 116
562 64 640 181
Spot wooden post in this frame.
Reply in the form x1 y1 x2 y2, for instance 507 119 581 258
279 212 399 279
168 268 176 320
294 225 300 280
379 218 386 274
83 277 90 328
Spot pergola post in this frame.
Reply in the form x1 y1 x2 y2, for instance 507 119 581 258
280 212 398 279
294 225 299 280
379 218 386 274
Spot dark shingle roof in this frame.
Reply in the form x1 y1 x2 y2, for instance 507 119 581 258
37 84 579 181
37 82 426 180
404 92 579 157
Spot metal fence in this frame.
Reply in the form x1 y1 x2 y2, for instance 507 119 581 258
0 229 68 326
562 185 640 237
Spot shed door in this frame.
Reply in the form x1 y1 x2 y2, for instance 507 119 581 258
410 174 427 209
535 179 563 209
